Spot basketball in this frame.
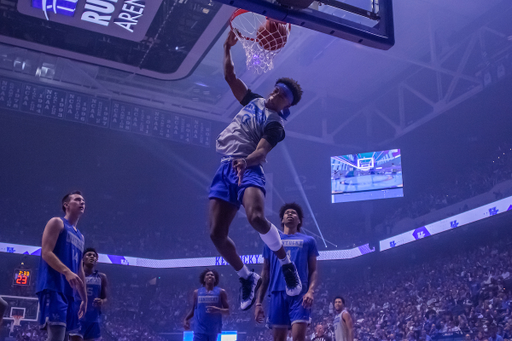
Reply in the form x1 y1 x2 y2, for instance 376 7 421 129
256 19 288 51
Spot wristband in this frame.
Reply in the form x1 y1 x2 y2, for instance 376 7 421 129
256 303 262 306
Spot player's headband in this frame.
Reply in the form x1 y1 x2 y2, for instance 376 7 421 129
275 82 294 120
275 82 294 106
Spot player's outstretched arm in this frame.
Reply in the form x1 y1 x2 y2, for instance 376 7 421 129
41 218 83 290
183 289 198 330
224 30 248 103
254 258 270 323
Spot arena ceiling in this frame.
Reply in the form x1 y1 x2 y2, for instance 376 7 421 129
0 0 511 149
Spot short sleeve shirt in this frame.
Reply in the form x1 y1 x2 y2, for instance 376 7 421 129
263 232 319 294
216 91 285 158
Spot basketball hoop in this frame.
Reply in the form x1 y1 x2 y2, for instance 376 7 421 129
10 315 22 333
12 315 22 326
230 9 291 74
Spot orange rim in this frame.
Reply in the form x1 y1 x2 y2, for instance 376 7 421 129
229 8 291 42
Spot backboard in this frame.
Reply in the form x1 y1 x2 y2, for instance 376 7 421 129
0 295 39 322
0 0 234 79
214 0 394 50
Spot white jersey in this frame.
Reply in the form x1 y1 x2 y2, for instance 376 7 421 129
216 97 284 159
333 310 350 341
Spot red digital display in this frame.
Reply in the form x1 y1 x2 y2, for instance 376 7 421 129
13 269 31 286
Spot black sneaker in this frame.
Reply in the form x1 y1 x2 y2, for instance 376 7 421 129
239 272 262 310
282 262 302 296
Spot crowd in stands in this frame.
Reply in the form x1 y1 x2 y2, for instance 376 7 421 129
6 225 512 341
380 143 512 235
2 141 511 260
2 146 512 340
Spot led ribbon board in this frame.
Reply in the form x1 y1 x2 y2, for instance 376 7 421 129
380 194 512 251
0 242 374 269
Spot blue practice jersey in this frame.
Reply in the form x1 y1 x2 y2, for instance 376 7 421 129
82 271 102 323
193 286 223 335
36 217 85 298
263 232 319 294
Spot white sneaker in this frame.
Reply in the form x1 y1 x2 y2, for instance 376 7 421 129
282 263 302 296
239 272 262 311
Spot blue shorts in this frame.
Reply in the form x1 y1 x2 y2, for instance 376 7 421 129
193 333 219 341
78 321 101 340
38 290 80 334
208 160 266 208
267 291 311 329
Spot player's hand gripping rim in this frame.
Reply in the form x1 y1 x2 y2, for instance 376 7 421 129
225 29 240 48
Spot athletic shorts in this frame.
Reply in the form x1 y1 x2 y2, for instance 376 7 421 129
77 321 101 340
37 290 80 334
208 160 266 208
193 333 219 341
267 291 311 329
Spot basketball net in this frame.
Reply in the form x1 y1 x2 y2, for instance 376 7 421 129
230 9 291 74
10 315 22 333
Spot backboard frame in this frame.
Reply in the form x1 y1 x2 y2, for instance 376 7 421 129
214 0 394 50
1 295 39 322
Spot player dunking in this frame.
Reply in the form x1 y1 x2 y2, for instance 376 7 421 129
36 191 87 341
184 269 230 341
255 203 319 341
209 29 304 310
77 248 108 341
333 297 354 341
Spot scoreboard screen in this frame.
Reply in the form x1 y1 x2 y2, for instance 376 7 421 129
13 269 32 286
331 149 403 203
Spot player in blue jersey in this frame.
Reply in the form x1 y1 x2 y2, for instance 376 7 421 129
255 203 319 341
36 191 87 341
77 247 108 341
209 29 304 311
184 269 230 341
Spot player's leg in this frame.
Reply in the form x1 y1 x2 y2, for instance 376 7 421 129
47 325 67 341
209 198 243 271
269 292 291 341
289 294 310 341
210 198 263 310
290 322 308 341
82 321 101 341
39 291 68 341
242 187 302 296
273 327 288 341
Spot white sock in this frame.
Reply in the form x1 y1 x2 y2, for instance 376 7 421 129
259 223 283 251
237 265 251 279
278 255 291 266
